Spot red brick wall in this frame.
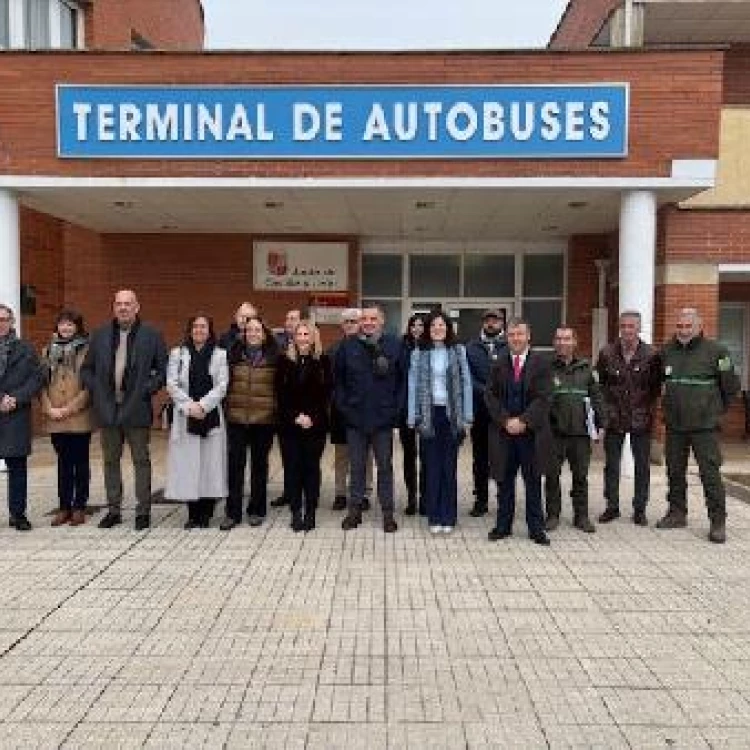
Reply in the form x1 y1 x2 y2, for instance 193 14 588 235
548 0 620 49
0 49 723 179
724 45 750 105
55 231 358 349
84 0 204 51
566 233 616 357
661 207 750 263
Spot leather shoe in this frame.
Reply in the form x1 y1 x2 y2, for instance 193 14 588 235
469 504 488 518
632 510 648 527
488 527 511 542
598 507 620 524
134 515 150 531
270 495 289 508
342 512 362 530
98 512 122 529
332 495 347 511
362 497 371 511
383 515 398 533
69 510 86 526
531 532 551 546
10 515 32 532
709 518 726 544
544 515 560 531
248 515 264 527
404 502 417 516
219 517 238 531
51 510 71 527
656 509 687 529
291 514 305 533
573 516 596 533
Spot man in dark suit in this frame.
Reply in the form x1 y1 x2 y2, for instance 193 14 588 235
485 317 552 546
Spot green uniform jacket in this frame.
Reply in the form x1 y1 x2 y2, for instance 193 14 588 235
549 356 603 437
661 334 740 432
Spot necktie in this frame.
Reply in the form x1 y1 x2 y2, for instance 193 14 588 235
513 354 522 382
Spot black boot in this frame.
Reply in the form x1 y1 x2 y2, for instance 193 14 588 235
291 512 305 532
304 509 317 531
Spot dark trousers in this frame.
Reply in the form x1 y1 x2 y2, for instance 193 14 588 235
347 427 394 514
4 456 28 518
546 434 591 520
277 428 293 500
226 422 275 521
399 426 425 507
51 432 91 511
280 428 326 518
100 426 152 517
421 407 459 526
666 429 726 521
603 431 651 512
496 435 544 537
470 409 493 508
188 498 216 524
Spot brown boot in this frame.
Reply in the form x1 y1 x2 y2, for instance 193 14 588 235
69 510 86 526
51 510 71 527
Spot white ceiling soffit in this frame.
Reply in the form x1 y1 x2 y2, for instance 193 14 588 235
16 185 693 240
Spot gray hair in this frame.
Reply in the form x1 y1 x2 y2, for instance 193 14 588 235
678 307 702 326
620 310 642 324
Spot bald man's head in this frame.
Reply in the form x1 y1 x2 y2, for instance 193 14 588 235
113 289 140 328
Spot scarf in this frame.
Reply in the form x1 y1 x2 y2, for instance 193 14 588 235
46 333 88 379
187 342 220 437
413 345 466 439
0 330 17 381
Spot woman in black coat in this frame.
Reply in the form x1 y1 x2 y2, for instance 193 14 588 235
0 305 43 531
399 314 426 515
275 320 333 532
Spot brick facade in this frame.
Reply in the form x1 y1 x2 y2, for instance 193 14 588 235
84 0 204 51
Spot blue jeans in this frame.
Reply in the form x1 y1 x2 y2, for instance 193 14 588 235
4 456 28 518
421 407 459 526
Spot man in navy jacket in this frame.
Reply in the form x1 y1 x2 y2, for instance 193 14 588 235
334 304 404 533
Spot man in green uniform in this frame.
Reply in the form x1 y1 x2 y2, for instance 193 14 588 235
657 308 740 543
545 325 603 533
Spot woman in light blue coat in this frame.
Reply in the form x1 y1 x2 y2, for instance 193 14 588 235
165 314 228 528
408 310 473 534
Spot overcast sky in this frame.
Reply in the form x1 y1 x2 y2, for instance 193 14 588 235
200 0 569 50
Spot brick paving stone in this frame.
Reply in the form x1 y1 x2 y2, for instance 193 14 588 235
0 439 750 747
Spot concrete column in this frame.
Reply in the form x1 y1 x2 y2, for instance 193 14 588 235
619 190 657 344
619 189 657 476
0 189 20 333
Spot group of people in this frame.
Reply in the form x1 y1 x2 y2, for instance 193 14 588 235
0 290 739 544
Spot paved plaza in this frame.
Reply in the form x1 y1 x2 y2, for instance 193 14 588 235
0 435 750 748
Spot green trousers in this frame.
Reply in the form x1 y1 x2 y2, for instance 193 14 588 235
545 434 591 519
665 429 725 521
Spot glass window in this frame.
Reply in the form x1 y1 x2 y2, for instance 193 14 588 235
362 254 402 298
362 298 402 336
25 0 50 47
523 299 563 349
409 254 460 298
59 0 77 48
719 304 746 388
523 254 564 297
0 0 9 48
464 254 515 297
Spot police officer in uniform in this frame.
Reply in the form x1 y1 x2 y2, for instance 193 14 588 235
544 325 602 533
657 308 739 543
466 308 507 517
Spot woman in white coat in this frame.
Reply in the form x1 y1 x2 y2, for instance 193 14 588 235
165 314 228 528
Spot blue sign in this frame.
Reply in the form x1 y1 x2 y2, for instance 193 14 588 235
56 84 628 160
